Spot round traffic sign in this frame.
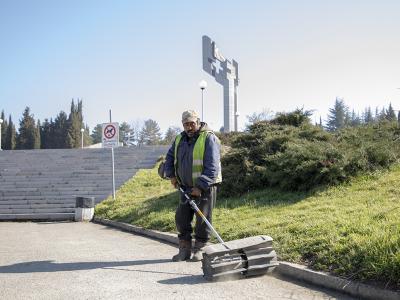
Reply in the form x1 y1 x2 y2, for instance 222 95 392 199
104 124 116 139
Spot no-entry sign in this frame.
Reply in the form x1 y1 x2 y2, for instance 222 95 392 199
102 122 119 148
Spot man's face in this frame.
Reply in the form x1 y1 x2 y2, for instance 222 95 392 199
183 120 200 137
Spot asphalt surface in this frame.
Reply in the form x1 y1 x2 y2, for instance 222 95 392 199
0 222 356 300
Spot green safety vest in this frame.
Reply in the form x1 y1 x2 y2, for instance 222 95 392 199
174 131 222 185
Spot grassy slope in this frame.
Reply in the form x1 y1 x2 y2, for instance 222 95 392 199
95 164 400 289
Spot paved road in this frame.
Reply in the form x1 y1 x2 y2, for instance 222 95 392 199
0 222 356 300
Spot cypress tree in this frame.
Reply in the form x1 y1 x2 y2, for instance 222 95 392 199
34 120 41 149
66 131 74 148
0 110 7 149
83 124 92 146
5 115 16 150
67 99 84 148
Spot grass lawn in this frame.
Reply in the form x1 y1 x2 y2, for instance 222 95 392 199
95 163 400 290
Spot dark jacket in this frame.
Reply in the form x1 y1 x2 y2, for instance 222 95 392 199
164 122 221 192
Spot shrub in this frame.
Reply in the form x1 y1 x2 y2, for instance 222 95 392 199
263 140 345 190
270 107 313 127
220 119 400 196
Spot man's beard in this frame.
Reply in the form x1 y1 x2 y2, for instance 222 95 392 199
186 131 195 137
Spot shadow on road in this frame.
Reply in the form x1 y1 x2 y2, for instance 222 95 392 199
0 259 171 273
105 266 195 277
158 274 206 285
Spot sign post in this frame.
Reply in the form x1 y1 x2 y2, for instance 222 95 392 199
102 122 119 200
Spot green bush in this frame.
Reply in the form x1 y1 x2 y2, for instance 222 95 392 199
215 131 242 146
263 140 345 190
270 107 313 127
338 122 400 174
220 119 400 196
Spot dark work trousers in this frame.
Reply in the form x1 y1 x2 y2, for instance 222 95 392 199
175 186 217 243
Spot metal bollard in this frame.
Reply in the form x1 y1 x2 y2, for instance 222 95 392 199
75 197 95 222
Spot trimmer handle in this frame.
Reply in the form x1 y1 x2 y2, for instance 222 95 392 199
178 187 226 245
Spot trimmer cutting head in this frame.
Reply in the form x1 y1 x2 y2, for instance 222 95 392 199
201 235 278 281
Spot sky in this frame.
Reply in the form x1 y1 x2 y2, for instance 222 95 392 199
1 0 400 133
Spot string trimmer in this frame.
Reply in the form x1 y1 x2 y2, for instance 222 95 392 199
179 187 278 281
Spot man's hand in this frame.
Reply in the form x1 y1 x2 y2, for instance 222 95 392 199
170 177 178 188
191 187 202 197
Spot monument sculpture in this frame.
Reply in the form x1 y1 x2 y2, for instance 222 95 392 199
202 35 239 132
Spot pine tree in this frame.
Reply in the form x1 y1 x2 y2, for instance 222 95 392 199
48 118 56 148
363 107 373 124
344 110 351 127
375 107 380 122
53 111 68 148
40 119 52 149
386 103 396 121
326 98 348 131
139 119 162 145
163 126 181 144
91 124 103 144
5 115 16 150
350 109 361 127
398 111 400 126
119 122 132 143
377 107 386 122
131 121 143 145
17 107 38 149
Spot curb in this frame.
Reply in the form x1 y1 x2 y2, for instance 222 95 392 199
93 217 178 245
92 217 399 300
277 262 399 300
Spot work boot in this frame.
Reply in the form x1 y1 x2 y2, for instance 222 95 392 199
172 240 192 262
190 241 207 262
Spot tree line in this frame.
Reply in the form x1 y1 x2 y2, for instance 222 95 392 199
325 97 400 131
0 101 182 150
246 98 400 131
1 100 88 150
5 97 395 150
90 120 181 146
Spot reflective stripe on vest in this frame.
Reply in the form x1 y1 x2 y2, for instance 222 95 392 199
174 131 222 185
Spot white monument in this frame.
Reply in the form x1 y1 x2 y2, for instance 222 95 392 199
202 35 239 132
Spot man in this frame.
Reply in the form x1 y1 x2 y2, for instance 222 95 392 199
164 110 222 262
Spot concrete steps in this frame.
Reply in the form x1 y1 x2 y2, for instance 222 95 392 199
0 146 168 221
0 207 75 214
0 213 75 221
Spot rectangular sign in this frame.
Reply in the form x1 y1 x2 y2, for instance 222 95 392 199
102 122 119 148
